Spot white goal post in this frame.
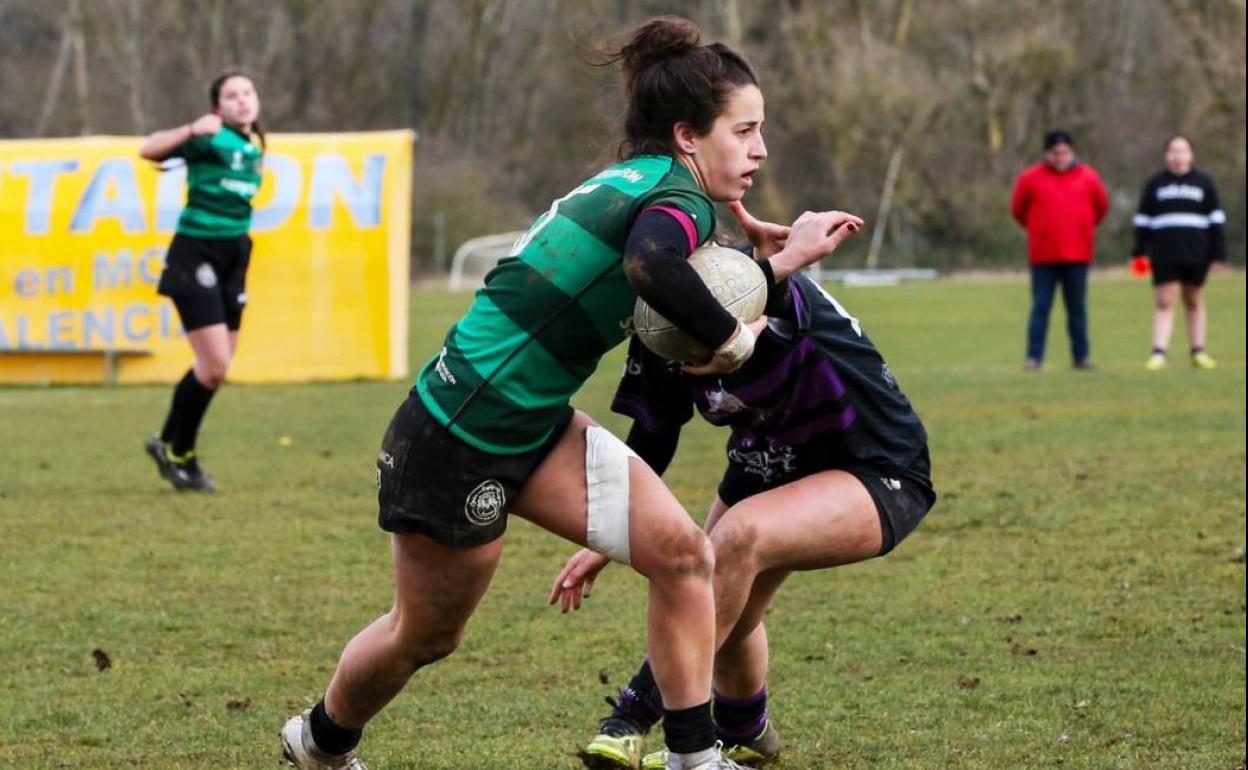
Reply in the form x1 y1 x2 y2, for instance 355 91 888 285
447 231 526 290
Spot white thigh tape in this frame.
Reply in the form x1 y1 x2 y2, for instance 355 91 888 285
585 425 637 565
717 320 756 369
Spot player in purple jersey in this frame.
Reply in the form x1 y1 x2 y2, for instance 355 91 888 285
554 262 935 768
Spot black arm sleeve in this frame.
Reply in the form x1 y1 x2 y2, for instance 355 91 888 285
623 209 738 351
756 257 795 318
1206 176 1226 263
1131 178 1155 257
728 243 795 318
625 420 681 477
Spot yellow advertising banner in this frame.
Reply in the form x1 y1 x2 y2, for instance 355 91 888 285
0 131 412 384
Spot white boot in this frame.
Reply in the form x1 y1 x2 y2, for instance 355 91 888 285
281 711 368 770
666 742 755 770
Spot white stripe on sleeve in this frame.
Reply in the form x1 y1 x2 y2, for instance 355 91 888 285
1132 214 1151 227
1149 212 1211 230
1209 209 1226 225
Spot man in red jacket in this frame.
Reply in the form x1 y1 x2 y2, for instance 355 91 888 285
1011 129 1109 370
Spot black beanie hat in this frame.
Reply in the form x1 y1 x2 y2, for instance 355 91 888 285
1044 129 1074 150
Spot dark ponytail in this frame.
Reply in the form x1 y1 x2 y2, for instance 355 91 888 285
210 68 266 151
603 17 758 159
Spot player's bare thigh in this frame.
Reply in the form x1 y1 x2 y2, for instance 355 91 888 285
510 410 709 579
709 470 883 572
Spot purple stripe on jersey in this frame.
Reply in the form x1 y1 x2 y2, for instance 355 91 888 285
645 205 698 252
791 277 806 321
771 404 856 446
728 337 845 406
613 392 666 433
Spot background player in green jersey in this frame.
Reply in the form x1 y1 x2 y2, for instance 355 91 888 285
139 70 265 493
281 17 861 770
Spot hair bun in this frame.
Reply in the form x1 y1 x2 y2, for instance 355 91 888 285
619 17 701 81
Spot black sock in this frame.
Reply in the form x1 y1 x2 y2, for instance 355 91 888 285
158 371 187 443
1191 346 1204 355
309 700 362 756
663 701 716 755
1151 346 1166 356
616 659 664 729
164 369 217 456
714 687 769 742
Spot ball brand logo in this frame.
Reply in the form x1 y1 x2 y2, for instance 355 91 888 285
711 274 748 303
465 480 505 526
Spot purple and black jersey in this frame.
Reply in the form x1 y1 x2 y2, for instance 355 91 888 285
612 272 928 478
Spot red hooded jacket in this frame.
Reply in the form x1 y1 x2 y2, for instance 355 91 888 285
1011 161 1109 265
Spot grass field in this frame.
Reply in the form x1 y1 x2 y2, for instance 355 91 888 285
1 273 1244 770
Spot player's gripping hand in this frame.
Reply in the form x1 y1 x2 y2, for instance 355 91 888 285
549 548 611 613
682 314 769 376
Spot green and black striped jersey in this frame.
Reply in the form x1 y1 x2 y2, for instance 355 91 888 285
171 126 263 239
416 155 715 453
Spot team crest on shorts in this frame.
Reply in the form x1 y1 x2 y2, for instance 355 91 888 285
196 262 218 288
464 479 505 526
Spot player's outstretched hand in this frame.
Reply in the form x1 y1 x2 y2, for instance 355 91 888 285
549 548 610 613
769 210 864 279
729 201 789 259
190 113 223 137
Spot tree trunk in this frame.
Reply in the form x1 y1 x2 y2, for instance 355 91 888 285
69 0 92 135
892 0 913 47
34 28 72 136
866 144 903 270
124 0 147 133
405 0 429 128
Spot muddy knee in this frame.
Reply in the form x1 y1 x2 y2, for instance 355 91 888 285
656 526 716 580
710 516 760 573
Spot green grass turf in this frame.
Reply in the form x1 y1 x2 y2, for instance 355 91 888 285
0 273 1243 769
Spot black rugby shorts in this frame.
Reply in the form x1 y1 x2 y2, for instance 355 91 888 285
376 394 573 548
157 233 251 331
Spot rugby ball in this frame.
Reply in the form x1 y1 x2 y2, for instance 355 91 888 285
633 244 767 362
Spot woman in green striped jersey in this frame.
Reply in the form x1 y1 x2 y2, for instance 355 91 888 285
282 18 860 770
139 70 265 493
